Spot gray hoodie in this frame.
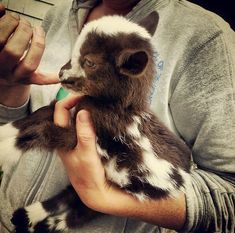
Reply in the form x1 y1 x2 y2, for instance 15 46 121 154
0 0 235 232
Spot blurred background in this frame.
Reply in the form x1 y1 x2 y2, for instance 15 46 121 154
0 0 234 29
190 0 234 30
0 0 56 26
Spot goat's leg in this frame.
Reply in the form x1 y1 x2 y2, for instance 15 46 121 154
12 186 98 233
0 102 76 167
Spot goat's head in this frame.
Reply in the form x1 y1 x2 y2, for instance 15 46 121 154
60 12 158 106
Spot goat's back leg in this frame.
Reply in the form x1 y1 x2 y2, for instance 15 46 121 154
12 186 98 233
34 205 99 233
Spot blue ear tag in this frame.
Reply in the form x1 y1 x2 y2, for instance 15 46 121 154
56 87 69 100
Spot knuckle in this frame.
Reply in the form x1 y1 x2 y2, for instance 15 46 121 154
32 41 45 50
7 13 20 24
0 14 19 31
18 22 33 35
78 133 93 142
55 100 63 110
19 18 31 27
3 45 22 60
20 62 37 73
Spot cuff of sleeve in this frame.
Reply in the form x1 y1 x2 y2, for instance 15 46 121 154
0 98 30 124
179 171 205 233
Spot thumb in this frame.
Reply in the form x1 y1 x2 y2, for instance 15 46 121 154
76 110 96 151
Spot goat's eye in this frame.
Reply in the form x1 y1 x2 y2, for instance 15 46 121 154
84 58 96 68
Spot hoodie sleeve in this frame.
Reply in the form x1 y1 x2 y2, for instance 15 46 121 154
170 30 235 232
0 100 29 125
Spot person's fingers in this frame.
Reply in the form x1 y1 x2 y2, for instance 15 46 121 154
76 110 96 151
0 4 6 18
54 95 82 127
18 71 60 85
14 26 45 78
0 13 19 50
0 18 32 74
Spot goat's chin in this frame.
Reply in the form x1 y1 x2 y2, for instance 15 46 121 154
62 85 84 97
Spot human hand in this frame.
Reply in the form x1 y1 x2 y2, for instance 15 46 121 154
54 95 113 212
0 4 59 107
0 4 58 86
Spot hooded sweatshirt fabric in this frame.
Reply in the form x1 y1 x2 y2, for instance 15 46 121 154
0 0 235 232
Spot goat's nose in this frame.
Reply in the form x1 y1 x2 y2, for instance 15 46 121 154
59 69 65 80
59 60 72 80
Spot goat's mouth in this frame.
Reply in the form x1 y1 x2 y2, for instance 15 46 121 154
60 79 75 85
60 77 84 92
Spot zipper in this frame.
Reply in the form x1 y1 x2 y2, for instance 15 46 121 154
24 152 54 206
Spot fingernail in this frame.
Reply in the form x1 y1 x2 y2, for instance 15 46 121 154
10 12 20 20
34 26 45 37
78 110 90 123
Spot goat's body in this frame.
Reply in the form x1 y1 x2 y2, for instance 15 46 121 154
9 95 190 232
12 96 191 200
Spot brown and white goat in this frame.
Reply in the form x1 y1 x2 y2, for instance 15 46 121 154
0 12 191 232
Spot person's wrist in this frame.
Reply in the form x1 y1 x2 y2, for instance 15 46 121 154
0 84 30 107
88 185 186 231
99 184 139 215
80 182 135 215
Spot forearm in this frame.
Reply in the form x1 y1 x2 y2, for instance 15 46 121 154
77 182 186 231
0 84 30 107
103 188 186 230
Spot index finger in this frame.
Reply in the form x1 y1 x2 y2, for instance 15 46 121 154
54 94 82 127
19 71 60 85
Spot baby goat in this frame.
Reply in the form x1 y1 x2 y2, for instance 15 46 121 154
0 12 191 232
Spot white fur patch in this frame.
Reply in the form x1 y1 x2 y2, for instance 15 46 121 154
26 202 49 226
47 212 68 231
0 123 18 140
96 144 109 159
133 192 148 202
0 137 21 167
133 115 142 124
140 112 151 120
126 116 141 139
60 64 86 81
104 157 130 187
135 135 175 192
113 135 128 146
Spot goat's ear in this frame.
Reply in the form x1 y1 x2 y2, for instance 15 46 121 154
138 11 159 36
117 49 148 77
